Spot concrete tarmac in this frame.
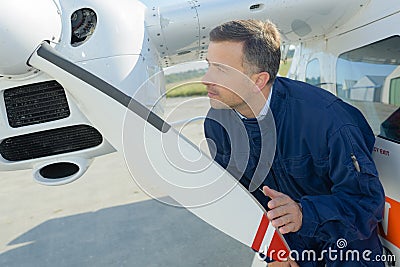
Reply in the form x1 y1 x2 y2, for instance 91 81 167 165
0 97 260 267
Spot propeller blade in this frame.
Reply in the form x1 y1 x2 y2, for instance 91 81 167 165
29 42 168 151
28 42 290 261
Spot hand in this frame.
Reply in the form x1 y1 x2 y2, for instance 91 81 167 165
263 186 303 234
268 259 299 267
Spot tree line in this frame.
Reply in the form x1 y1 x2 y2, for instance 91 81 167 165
165 69 207 84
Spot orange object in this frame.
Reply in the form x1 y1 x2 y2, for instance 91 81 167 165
379 196 400 248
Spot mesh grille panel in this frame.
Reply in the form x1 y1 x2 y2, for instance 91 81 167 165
0 125 103 161
4 81 70 128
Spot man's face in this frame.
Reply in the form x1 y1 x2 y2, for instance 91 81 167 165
202 41 256 111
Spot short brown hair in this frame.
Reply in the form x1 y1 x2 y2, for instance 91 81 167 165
209 20 281 84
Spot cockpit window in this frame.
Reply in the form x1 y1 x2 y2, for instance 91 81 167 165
337 36 400 143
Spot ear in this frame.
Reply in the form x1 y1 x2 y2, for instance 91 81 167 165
251 72 270 92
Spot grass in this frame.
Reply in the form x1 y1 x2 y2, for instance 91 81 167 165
166 82 207 97
165 59 292 97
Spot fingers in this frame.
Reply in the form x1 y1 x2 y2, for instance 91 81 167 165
268 195 292 210
267 202 298 219
267 259 298 267
269 205 302 234
269 213 294 228
269 213 298 234
267 257 299 267
267 261 290 267
288 259 300 267
263 185 282 199
263 186 303 234
263 186 292 209
278 222 297 234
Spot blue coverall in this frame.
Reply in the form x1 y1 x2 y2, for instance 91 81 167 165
204 77 385 266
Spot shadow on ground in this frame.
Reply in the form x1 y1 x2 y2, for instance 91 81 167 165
0 197 254 267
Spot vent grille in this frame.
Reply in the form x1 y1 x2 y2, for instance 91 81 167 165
0 125 103 161
4 81 70 128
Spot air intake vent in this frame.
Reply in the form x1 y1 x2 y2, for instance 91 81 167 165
4 80 70 128
0 125 103 161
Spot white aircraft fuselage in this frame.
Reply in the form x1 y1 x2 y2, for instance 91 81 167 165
0 0 398 265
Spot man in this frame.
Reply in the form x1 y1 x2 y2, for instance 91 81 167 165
202 20 385 266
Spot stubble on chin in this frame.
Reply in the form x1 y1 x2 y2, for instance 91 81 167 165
209 97 231 110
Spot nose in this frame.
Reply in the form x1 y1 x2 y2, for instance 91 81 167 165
201 69 213 86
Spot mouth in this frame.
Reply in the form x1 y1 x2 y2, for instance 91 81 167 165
207 89 218 98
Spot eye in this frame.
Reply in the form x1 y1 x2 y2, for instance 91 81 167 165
207 62 226 73
215 64 226 72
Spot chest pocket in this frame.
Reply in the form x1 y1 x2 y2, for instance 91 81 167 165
281 154 331 195
283 155 313 178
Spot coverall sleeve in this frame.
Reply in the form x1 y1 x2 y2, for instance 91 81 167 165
204 116 230 169
298 124 385 243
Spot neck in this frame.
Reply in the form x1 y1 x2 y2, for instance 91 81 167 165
236 84 272 118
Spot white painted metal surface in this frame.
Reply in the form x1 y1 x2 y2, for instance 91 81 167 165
0 0 61 76
0 0 399 264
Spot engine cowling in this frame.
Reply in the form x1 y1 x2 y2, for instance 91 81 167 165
0 0 61 76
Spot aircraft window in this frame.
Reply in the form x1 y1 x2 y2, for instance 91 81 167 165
389 77 400 106
380 108 400 143
336 36 400 142
305 59 321 87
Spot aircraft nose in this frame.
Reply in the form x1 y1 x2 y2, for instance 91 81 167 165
0 0 62 76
